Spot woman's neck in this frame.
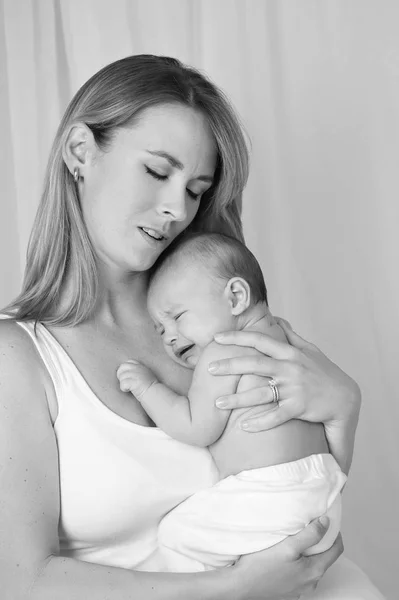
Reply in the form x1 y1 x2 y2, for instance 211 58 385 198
60 266 151 329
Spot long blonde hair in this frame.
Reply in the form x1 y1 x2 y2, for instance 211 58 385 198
7 55 249 325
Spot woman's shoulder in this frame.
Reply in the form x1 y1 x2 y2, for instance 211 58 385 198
0 317 37 355
0 318 54 413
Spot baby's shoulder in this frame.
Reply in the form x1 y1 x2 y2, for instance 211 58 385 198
196 339 265 392
198 339 260 366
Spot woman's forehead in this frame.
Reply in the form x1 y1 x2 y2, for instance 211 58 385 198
128 104 217 166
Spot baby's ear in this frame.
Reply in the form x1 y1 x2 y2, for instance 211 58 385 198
224 277 251 315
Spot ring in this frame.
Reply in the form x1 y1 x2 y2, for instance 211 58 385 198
268 378 280 405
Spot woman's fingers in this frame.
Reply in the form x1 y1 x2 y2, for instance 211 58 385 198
304 533 344 576
239 401 298 431
233 520 343 600
276 321 316 351
286 517 331 559
214 330 295 361
274 316 293 331
216 386 277 409
209 354 280 376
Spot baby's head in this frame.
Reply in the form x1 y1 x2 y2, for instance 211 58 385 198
147 232 269 368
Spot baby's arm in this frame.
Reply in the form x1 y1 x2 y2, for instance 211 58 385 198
117 344 241 446
117 360 197 442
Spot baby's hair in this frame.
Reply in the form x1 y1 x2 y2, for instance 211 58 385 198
150 232 268 306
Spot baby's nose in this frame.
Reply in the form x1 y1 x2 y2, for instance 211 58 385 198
164 331 178 346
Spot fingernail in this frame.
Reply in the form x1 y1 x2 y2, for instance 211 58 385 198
319 516 330 528
216 398 228 408
241 421 250 430
214 333 224 342
208 362 220 373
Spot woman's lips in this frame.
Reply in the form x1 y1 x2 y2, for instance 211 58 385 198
138 226 167 246
139 226 166 240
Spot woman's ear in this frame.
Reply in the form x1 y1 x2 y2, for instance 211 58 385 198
224 277 251 316
62 123 97 179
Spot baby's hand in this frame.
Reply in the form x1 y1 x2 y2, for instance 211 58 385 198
117 360 158 400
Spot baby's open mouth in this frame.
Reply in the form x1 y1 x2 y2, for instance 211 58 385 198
176 344 195 360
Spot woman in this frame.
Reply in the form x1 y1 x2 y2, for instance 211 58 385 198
0 55 378 599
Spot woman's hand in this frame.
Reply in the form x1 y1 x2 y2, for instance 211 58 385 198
231 517 343 600
210 322 361 474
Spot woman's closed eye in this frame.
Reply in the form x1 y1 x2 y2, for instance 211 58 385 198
145 166 168 181
145 166 202 201
186 189 200 201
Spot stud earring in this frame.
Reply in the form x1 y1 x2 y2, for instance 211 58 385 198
73 167 79 183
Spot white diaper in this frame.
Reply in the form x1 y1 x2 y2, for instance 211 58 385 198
158 453 347 572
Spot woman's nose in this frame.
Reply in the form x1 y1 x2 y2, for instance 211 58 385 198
160 189 187 222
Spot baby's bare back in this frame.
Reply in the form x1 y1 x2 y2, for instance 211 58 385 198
209 352 328 480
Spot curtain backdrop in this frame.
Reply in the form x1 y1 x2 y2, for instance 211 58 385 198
1 1 396 598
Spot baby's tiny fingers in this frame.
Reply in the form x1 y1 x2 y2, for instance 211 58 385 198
117 363 135 377
117 359 142 375
119 379 133 392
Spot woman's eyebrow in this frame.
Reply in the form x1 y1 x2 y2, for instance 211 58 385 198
146 150 213 183
147 149 183 169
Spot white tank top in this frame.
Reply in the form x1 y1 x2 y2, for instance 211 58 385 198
16 320 218 572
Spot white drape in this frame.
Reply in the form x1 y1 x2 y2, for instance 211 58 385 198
0 1 396 598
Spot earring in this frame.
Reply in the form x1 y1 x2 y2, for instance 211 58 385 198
73 167 79 183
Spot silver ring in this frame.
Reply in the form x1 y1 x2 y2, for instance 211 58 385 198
268 378 280 405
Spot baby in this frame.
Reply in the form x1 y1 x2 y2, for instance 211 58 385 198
117 232 347 572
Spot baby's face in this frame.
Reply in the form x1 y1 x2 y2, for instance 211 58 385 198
147 264 236 368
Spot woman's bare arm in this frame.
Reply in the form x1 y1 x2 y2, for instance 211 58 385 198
0 321 61 599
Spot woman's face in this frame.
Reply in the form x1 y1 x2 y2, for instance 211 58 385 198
80 104 217 273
